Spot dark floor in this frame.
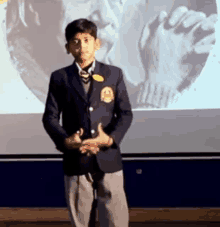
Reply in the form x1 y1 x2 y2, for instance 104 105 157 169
1 222 220 227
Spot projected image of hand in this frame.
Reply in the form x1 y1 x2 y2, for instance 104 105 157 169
137 6 217 108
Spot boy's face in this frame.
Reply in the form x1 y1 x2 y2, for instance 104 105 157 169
65 32 100 63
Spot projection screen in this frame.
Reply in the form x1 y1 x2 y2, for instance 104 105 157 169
1 0 220 155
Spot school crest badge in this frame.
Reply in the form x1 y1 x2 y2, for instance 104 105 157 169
100 86 114 103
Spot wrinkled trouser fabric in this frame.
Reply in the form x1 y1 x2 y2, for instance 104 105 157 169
64 169 129 227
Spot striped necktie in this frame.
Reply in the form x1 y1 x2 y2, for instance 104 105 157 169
80 71 91 84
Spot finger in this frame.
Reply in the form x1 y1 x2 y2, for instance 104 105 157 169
201 14 218 31
194 44 214 54
80 128 84 136
74 137 81 143
84 140 99 148
79 145 85 151
188 20 206 36
80 145 91 154
168 6 188 26
201 20 216 31
90 147 99 153
139 23 150 50
182 11 206 28
73 132 81 142
80 147 87 154
194 33 215 47
139 11 167 51
82 139 93 145
87 150 94 155
158 10 168 23
98 123 103 133
208 14 218 23
74 132 80 137
194 33 216 54
81 144 89 151
139 13 160 50
94 145 99 152
81 143 99 152
89 147 99 155
86 141 99 147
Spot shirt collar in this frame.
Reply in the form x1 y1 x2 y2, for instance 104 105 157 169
75 59 96 75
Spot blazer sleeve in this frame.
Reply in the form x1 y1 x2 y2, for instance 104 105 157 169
42 72 69 152
105 68 133 147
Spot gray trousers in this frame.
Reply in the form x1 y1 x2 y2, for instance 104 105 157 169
64 169 129 227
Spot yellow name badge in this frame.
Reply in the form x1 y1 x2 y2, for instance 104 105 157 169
92 74 104 82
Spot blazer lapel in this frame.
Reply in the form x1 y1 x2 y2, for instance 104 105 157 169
89 60 105 104
68 61 88 103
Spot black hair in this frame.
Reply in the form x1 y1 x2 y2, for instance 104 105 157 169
65 18 97 43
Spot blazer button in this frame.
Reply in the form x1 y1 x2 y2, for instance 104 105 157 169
91 129 95 134
89 107 94 112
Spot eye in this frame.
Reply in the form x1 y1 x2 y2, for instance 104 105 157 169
69 39 79 45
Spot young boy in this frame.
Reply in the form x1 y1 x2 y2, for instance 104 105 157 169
42 19 133 227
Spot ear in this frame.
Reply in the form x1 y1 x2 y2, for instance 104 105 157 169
65 43 70 54
95 38 101 51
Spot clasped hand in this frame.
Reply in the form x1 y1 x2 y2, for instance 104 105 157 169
139 6 217 90
64 123 113 156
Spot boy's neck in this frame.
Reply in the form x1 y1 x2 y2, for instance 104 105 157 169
77 58 95 69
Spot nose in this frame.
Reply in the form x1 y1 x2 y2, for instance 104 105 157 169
80 40 85 47
79 40 89 52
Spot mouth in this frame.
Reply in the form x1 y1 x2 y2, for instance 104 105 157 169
81 52 90 56
75 51 88 56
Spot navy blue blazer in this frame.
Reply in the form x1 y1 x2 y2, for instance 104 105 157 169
42 60 133 176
